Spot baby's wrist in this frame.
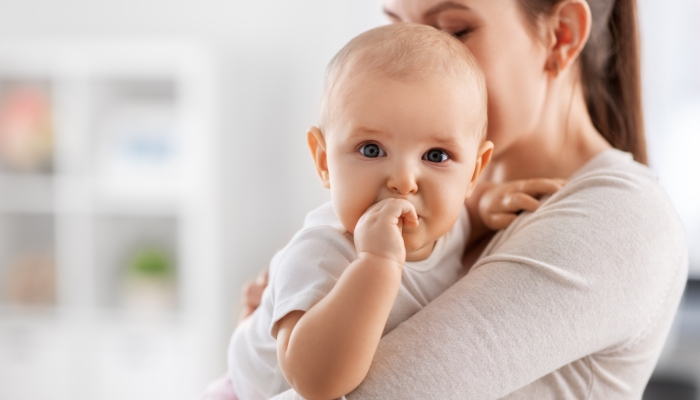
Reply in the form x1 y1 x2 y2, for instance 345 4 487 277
357 251 404 271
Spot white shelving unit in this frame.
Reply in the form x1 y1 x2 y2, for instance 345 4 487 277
0 40 224 400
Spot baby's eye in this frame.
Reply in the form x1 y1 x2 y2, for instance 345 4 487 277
359 143 386 158
423 149 449 163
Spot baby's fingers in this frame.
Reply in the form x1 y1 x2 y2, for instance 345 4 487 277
516 178 566 197
502 192 541 213
486 212 518 231
389 199 419 229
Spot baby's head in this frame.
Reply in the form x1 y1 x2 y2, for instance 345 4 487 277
308 22 493 261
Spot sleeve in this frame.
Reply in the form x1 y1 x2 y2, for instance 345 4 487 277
268 226 356 338
271 167 687 399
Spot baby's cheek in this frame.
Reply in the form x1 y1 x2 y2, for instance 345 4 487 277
430 187 467 235
332 192 371 235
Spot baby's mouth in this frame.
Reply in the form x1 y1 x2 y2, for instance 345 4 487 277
402 216 422 230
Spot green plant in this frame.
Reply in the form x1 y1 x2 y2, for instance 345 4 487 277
127 248 175 280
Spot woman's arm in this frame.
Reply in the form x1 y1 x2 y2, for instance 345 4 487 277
344 170 686 399
238 269 268 323
272 166 688 399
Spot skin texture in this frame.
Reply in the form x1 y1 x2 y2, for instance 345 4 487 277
274 72 493 400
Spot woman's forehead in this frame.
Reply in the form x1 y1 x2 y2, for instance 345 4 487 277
383 0 471 21
383 0 509 22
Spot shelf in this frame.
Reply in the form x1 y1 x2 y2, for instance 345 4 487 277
91 198 180 218
0 173 54 214
0 172 182 217
90 78 181 184
0 40 221 400
0 306 193 400
93 215 179 314
0 79 54 174
0 213 56 309
92 176 182 211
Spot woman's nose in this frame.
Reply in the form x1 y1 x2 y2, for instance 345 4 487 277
387 166 418 195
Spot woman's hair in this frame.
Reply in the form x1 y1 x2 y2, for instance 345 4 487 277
519 0 647 164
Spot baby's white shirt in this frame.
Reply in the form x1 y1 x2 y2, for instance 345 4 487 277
227 201 469 400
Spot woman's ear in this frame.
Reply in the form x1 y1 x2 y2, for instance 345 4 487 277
545 0 592 77
468 140 494 196
307 126 331 188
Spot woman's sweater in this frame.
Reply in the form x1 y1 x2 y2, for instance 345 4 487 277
272 148 688 399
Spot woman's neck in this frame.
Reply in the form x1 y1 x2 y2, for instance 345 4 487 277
482 77 612 184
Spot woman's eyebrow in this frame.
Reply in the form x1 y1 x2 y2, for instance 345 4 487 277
383 1 470 20
382 7 400 20
423 1 471 18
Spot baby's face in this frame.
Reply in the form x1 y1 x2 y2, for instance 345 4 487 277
320 73 485 261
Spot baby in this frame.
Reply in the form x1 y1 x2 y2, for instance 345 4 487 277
227 23 561 400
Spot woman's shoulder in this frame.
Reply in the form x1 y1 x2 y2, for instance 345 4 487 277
482 148 688 343
568 149 687 257
567 148 668 200
560 148 685 248
570 147 685 261
529 148 687 270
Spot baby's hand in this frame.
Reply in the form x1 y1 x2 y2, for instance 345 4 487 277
354 198 419 266
478 178 566 231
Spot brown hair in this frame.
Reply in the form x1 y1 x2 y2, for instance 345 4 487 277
519 0 647 164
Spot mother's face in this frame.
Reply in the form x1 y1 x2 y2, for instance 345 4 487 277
383 0 551 157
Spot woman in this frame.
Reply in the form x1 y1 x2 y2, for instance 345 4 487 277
207 0 688 398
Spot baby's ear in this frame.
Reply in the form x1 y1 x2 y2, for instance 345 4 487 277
468 140 494 195
307 126 330 189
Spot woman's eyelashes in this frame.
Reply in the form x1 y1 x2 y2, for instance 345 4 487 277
436 22 474 39
359 143 386 158
423 149 450 163
449 28 473 38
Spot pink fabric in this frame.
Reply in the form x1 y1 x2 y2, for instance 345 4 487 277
200 375 238 400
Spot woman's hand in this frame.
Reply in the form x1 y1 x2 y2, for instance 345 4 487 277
237 269 268 323
478 178 566 231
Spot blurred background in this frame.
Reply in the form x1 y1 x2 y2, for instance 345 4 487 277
0 0 696 399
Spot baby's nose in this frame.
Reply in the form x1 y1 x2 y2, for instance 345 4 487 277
387 168 418 195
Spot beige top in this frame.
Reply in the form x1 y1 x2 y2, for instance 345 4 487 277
271 148 688 400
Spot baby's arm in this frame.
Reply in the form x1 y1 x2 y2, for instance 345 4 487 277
274 198 417 400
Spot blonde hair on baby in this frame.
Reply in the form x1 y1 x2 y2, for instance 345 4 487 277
320 22 487 141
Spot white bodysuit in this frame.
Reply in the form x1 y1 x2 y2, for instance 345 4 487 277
227 202 470 400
